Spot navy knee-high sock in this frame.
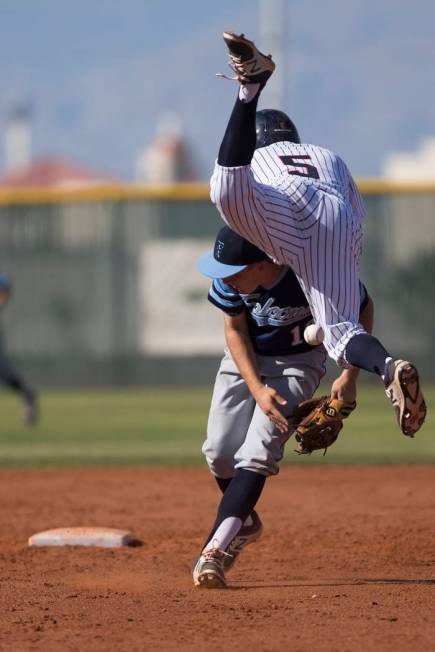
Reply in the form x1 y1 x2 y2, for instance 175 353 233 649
215 476 232 494
345 334 393 384
204 469 265 548
0 362 33 400
218 93 260 167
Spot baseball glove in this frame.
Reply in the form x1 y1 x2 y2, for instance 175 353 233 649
292 395 356 455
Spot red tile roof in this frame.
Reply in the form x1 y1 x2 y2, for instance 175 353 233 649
0 156 116 187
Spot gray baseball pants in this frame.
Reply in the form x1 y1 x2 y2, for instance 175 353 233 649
203 347 327 478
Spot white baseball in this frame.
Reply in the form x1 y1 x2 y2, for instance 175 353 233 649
303 323 324 346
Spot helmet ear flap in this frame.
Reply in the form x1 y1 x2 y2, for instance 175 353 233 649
255 121 267 149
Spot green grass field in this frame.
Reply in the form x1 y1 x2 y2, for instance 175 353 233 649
0 385 433 468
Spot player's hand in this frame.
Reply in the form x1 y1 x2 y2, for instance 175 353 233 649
253 385 289 434
330 372 357 404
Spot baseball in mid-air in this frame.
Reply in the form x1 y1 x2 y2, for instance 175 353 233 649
303 323 324 346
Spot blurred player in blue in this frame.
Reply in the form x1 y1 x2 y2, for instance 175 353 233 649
0 273 38 425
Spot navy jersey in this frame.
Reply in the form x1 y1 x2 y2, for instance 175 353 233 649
209 266 368 357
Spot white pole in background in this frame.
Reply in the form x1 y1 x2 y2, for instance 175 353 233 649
5 100 32 172
258 0 286 111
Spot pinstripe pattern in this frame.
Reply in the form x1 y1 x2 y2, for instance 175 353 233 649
210 142 367 366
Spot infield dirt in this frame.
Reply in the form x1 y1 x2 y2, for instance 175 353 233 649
1 466 434 651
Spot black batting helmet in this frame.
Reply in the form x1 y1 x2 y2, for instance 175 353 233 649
255 109 301 148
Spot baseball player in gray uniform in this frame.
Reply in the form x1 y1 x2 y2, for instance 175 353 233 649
193 226 373 588
192 31 427 588
0 273 38 425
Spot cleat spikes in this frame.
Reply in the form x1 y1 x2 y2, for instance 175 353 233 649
385 360 426 437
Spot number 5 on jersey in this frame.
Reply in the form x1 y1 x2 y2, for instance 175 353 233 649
279 155 320 180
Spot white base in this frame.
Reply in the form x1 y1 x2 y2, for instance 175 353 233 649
28 526 133 548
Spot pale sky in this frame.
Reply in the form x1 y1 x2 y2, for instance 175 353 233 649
0 0 433 179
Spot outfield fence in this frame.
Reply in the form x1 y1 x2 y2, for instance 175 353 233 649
0 181 434 386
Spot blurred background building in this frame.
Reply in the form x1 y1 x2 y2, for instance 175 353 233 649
383 137 435 181
379 138 435 264
135 112 197 184
4 100 32 173
0 155 115 188
0 98 115 188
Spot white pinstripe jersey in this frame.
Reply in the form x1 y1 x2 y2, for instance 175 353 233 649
210 141 367 366
252 143 365 217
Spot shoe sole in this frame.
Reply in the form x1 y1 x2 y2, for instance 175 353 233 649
223 32 258 54
194 571 226 589
222 32 275 84
387 362 427 437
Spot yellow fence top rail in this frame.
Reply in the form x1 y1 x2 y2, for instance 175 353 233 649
0 179 434 205
0 182 209 205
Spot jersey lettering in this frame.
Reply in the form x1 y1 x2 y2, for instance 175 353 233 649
246 296 311 327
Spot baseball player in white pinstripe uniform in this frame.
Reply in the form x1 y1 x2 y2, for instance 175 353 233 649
192 31 426 588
